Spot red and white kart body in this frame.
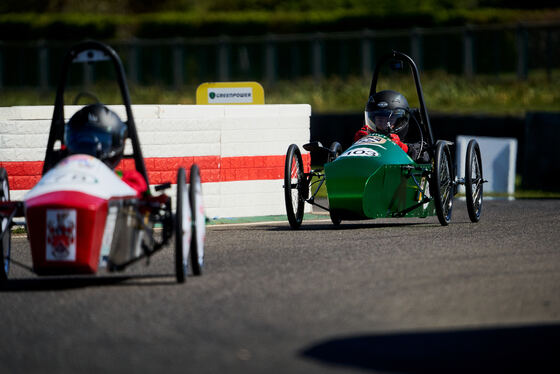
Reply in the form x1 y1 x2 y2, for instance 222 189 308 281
25 154 144 275
0 40 205 285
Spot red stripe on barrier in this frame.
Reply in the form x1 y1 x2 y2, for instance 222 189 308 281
0 153 311 190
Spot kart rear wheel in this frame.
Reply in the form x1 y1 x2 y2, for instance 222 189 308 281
1 168 11 283
432 141 454 226
284 144 306 229
175 167 191 283
329 210 342 226
328 142 342 163
189 164 205 276
465 139 483 223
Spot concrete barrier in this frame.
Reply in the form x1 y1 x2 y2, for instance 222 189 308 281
0 104 312 218
456 135 517 195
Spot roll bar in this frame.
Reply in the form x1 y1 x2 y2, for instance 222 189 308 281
368 50 435 147
42 40 149 185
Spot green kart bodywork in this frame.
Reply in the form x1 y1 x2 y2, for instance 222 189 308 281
283 50 485 229
325 134 434 220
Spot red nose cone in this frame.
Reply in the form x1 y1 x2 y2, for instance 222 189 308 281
25 191 108 275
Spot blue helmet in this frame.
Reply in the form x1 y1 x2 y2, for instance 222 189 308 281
65 104 127 169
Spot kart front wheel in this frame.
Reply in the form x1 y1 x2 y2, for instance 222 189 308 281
329 210 342 226
328 142 343 163
175 167 191 283
189 164 205 276
284 144 306 229
432 141 454 226
465 139 483 223
0 168 11 283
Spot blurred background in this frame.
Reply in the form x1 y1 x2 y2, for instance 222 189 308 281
0 0 559 112
0 0 559 191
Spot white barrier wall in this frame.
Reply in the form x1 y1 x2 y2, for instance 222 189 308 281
0 104 312 218
456 135 517 194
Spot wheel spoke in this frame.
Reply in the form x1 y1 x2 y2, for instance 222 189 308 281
284 145 306 229
290 157 301 211
473 185 481 202
472 157 482 206
464 141 483 223
437 148 453 219
290 156 299 179
440 163 451 199
443 188 452 213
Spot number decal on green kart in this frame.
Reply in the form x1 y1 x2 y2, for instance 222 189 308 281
340 148 380 158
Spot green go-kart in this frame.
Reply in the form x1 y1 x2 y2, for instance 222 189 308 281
283 50 486 229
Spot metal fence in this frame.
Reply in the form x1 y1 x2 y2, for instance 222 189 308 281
0 21 558 89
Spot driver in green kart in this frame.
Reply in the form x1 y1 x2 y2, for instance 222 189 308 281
354 90 426 162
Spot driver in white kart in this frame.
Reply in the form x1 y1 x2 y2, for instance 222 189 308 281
354 90 426 162
65 103 148 197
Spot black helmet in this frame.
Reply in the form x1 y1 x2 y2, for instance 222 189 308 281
364 90 410 137
65 103 127 169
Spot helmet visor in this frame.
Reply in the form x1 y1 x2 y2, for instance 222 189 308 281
65 126 113 157
365 109 408 134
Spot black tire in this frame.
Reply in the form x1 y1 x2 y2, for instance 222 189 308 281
432 141 454 226
189 164 204 276
465 139 483 223
329 210 342 226
1 168 11 283
284 144 306 229
175 167 190 283
328 142 343 225
328 142 342 163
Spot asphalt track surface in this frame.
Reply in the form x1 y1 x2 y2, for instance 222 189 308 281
1 199 559 374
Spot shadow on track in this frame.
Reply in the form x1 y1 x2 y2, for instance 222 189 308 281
0 273 176 292
268 221 440 232
300 324 560 373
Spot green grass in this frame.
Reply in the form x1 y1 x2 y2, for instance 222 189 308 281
266 70 560 115
10 226 27 235
2 7 559 41
1 70 559 115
